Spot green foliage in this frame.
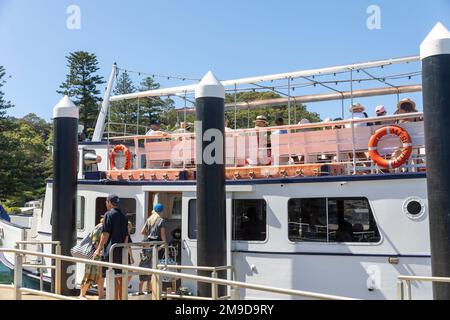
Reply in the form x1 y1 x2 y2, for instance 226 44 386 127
0 68 51 206
224 91 321 129
57 51 105 135
0 118 51 206
110 71 137 135
0 66 13 119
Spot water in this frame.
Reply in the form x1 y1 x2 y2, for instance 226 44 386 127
0 262 13 284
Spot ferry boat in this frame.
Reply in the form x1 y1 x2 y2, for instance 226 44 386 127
0 55 432 299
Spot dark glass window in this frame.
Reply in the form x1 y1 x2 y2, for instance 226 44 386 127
95 197 137 234
328 198 380 243
288 197 380 243
188 199 267 241
288 198 327 242
188 199 197 239
233 199 266 241
76 196 85 230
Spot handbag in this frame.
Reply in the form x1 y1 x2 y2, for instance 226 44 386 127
70 234 95 260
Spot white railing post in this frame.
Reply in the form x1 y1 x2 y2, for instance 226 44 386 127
55 244 61 295
106 269 115 300
230 286 241 300
122 247 128 300
211 270 218 300
406 280 412 300
397 280 405 300
152 245 162 300
14 253 23 300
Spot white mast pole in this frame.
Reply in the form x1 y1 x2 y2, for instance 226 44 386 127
92 63 117 141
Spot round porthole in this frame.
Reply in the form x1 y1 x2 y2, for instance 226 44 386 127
403 197 426 219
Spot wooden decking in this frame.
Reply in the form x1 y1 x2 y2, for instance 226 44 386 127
0 285 97 300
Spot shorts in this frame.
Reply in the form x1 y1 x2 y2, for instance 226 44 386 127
102 250 124 278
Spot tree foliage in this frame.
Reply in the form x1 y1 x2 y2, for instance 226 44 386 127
57 51 105 137
0 66 13 120
224 91 321 129
0 65 51 207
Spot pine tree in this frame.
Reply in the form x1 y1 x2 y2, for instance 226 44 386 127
57 52 105 135
0 66 13 120
138 77 166 132
110 71 136 135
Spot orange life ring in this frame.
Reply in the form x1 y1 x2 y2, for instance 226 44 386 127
109 144 132 170
368 125 412 169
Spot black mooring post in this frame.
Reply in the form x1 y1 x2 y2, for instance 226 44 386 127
421 22 450 300
195 71 227 297
51 95 79 296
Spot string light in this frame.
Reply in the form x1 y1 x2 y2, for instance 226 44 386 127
116 67 201 82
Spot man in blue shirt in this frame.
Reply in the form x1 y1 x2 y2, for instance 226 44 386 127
93 194 129 300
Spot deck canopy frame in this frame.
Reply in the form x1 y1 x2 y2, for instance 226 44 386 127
97 55 423 175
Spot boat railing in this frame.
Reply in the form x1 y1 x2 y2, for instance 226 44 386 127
105 112 425 179
397 275 450 300
0 246 356 300
104 121 151 138
14 240 61 292
109 241 237 300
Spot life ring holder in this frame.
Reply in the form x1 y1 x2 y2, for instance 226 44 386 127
109 144 132 170
368 125 413 169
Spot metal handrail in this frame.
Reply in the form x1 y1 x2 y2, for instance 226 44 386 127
0 247 356 301
397 275 450 300
109 112 424 141
15 241 61 293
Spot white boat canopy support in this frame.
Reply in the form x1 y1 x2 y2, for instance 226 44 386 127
175 84 422 113
109 56 420 101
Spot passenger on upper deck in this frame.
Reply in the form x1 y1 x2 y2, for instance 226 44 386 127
248 115 270 165
272 117 288 135
345 103 368 128
396 98 421 123
254 115 267 128
146 120 167 136
173 121 191 134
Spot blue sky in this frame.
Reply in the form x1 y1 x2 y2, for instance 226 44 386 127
1 0 449 122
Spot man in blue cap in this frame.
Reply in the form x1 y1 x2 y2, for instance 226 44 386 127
137 203 167 295
93 194 129 300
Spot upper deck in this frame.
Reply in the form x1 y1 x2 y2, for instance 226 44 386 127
83 55 425 182
102 112 425 182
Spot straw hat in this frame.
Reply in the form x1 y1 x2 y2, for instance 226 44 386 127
397 98 417 112
349 103 365 113
254 115 268 123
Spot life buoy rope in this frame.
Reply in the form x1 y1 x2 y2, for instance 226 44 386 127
109 144 132 170
368 125 412 169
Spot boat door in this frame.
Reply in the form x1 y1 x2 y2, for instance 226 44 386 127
181 192 233 293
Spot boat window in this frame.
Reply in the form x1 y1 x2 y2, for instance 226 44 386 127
188 199 197 240
233 199 267 241
288 198 327 242
327 198 380 243
288 197 380 243
187 198 267 241
95 197 137 234
76 196 85 230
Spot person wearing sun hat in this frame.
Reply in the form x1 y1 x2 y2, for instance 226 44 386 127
254 115 268 128
396 98 421 123
346 103 368 128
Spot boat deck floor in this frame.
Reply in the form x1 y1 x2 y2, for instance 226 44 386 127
0 286 98 300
